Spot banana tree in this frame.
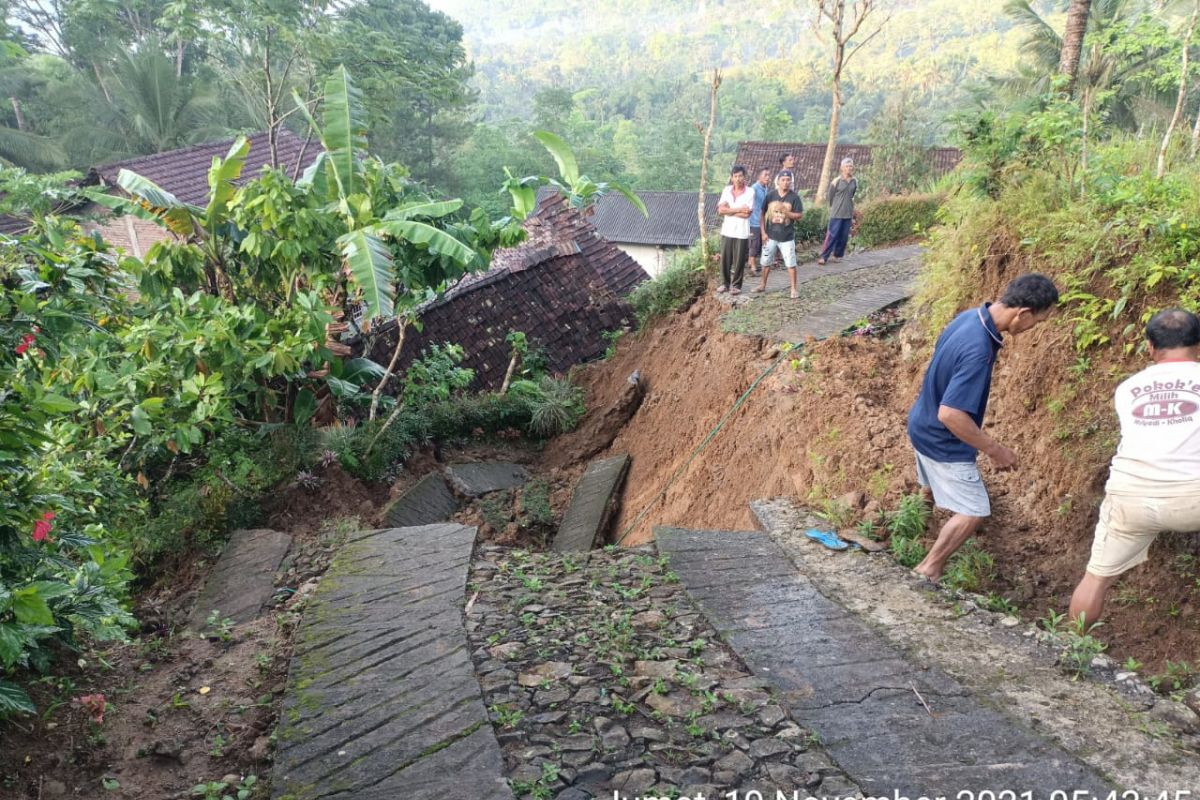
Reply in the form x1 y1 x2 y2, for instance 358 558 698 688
294 66 484 325
503 130 648 220
87 134 251 300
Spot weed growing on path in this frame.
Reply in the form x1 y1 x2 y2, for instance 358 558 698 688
886 493 930 568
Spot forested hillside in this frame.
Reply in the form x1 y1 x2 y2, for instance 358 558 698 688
432 0 1050 201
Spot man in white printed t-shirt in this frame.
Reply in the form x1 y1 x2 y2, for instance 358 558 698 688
716 164 755 295
1070 308 1200 626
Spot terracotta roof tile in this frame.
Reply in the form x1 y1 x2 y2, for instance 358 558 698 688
86 129 320 206
365 191 648 391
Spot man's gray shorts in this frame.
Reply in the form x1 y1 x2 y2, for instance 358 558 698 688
914 451 991 517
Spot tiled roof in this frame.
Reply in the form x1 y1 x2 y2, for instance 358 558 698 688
85 129 320 206
577 190 721 247
365 192 648 391
732 141 962 197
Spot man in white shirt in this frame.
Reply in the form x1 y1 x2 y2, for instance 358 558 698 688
716 165 755 295
1070 309 1200 626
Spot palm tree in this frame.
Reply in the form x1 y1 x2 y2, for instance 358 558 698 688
1060 0 1093 95
109 47 223 154
1002 0 1175 130
0 126 67 171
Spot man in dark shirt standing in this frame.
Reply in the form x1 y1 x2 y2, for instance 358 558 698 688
818 157 858 265
752 170 804 299
906 274 1059 581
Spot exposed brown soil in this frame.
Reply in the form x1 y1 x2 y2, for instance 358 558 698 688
552 279 1200 673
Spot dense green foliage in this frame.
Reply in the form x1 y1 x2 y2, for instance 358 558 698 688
627 244 709 327
854 194 943 249
920 90 1200 352
0 64 523 717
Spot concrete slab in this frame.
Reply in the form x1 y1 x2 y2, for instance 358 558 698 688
552 454 630 551
381 473 459 527
444 462 530 497
188 528 292 629
273 523 512 800
654 525 1112 797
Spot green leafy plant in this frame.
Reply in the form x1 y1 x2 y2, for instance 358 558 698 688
504 130 647 220
1060 617 1107 679
942 540 995 593
191 774 257 800
886 493 930 568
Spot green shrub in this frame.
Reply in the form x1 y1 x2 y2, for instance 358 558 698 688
855 194 943 249
886 493 931 569
133 428 306 567
627 247 706 327
793 204 829 243
334 377 585 481
519 377 585 438
942 539 995 592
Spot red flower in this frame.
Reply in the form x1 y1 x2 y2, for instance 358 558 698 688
32 511 55 543
72 693 106 725
14 332 35 355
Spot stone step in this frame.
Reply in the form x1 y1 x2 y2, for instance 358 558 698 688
273 523 512 800
551 454 631 552
445 462 530 497
188 528 292 629
653 525 1112 797
381 473 460 527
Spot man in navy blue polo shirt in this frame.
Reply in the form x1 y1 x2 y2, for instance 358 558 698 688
907 274 1060 581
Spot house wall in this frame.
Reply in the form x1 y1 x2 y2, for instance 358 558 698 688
614 243 684 278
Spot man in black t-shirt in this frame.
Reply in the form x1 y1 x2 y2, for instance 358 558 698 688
753 170 804 299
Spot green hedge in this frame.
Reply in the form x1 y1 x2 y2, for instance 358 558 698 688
855 194 943 248
794 204 829 243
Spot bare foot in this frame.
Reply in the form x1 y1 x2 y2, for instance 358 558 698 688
790 291 799 299
716 286 728 294
730 287 741 296
816 258 826 265
751 286 765 294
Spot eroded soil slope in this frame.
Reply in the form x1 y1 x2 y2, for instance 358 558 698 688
554 289 1199 671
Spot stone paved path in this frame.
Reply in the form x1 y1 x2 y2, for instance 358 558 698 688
273 523 512 800
552 454 630 552
756 243 922 295
381 473 460 527
188 528 292 628
751 498 1200 793
721 243 922 342
654 526 1113 798
446 462 530 497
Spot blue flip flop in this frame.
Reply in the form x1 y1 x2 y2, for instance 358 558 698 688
804 528 852 551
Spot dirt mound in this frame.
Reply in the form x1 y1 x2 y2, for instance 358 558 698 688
552 284 1199 672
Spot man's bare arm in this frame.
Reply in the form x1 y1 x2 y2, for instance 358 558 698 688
937 405 1017 469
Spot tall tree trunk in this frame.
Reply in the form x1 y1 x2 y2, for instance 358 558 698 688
1191 97 1200 159
92 61 112 104
9 97 25 131
175 40 185 78
816 77 843 206
1059 0 1092 97
1080 85 1092 197
697 68 721 266
1158 3 1198 179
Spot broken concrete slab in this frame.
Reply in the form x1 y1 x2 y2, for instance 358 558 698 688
381 473 459 527
445 462 529 497
654 525 1112 796
188 528 292 629
552 454 630 552
273 523 511 800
